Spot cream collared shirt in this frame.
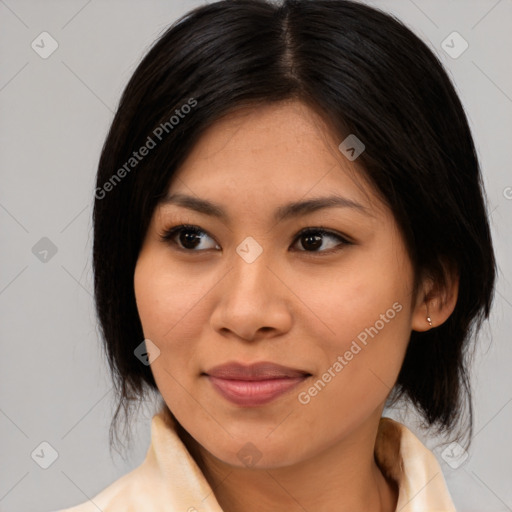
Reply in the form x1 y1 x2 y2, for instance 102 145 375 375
55 407 456 512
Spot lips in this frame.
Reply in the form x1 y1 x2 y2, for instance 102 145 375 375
206 361 310 380
204 361 311 407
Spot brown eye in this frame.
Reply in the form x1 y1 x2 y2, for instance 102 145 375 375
160 224 351 254
292 228 351 253
160 225 220 251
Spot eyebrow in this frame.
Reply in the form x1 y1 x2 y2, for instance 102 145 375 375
159 193 371 223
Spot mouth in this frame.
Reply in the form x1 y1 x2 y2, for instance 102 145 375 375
203 361 312 407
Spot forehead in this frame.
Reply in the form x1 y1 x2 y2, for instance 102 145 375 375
164 100 383 216
177 101 340 171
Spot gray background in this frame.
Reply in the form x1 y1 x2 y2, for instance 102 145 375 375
0 1 511 511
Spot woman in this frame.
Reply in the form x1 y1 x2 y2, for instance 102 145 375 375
55 0 496 510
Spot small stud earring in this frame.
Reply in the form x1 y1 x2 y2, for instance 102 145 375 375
426 303 433 327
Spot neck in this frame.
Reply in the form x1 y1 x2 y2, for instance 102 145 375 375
178 412 398 512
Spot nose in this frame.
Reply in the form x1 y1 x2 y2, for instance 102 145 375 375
209 247 293 342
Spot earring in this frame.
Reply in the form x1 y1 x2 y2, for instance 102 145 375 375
426 303 433 327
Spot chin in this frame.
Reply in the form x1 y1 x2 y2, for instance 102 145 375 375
204 432 308 470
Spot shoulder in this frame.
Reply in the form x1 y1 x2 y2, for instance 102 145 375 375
51 465 148 512
50 405 210 512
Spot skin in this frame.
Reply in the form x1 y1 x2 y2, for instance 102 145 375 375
133 100 458 512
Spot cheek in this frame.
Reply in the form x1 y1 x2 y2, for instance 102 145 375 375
295 257 410 351
133 259 165 340
295 303 411 441
293 252 412 407
134 257 203 411
133 254 217 383
134 254 201 340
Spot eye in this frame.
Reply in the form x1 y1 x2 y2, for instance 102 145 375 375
159 224 220 251
160 224 351 254
291 227 351 253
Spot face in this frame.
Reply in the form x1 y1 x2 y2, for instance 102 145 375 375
134 100 419 469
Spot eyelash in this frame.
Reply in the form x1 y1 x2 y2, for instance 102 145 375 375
158 224 353 255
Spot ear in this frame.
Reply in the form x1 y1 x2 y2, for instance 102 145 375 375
412 263 459 332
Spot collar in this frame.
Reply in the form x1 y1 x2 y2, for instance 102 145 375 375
69 406 457 511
